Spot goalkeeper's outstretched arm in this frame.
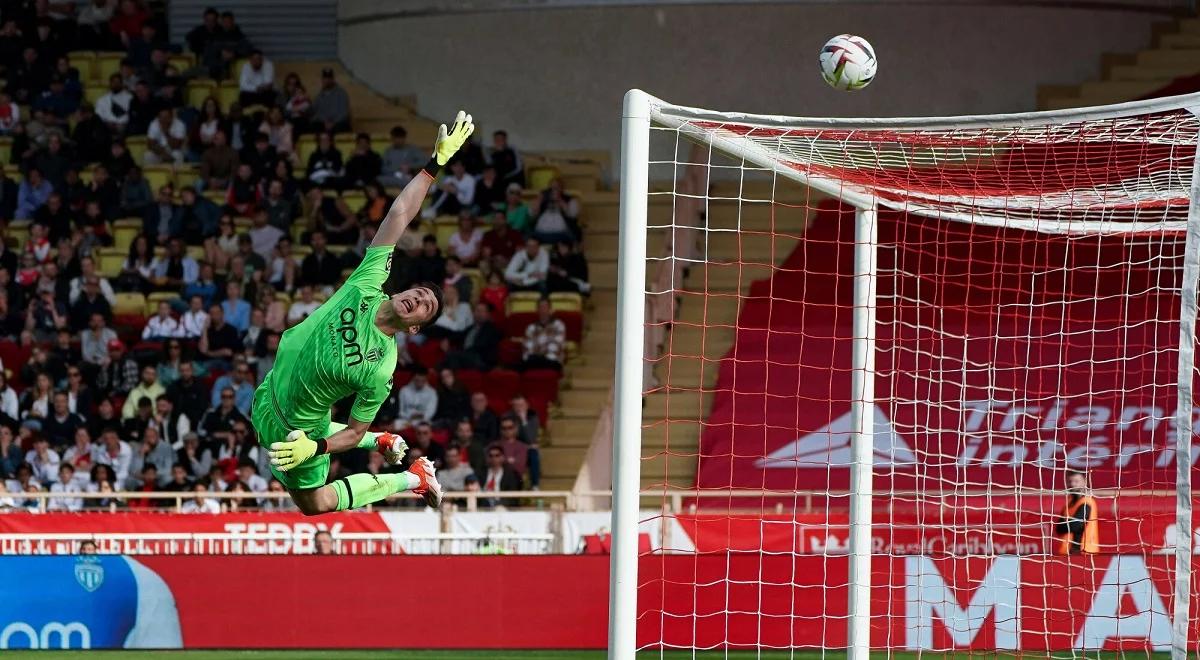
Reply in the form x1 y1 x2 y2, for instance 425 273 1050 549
372 110 475 248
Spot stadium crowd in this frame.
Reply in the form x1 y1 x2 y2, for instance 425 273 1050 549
0 1 592 512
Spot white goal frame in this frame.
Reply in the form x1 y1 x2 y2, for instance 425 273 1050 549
609 88 1200 659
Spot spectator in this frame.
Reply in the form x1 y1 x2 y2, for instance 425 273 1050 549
487 130 524 188
122 365 165 419
344 133 382 189
279 73 311 129
237 458 267 492
122 395 156 444
197 383 247 441
145 107 186 164
118 163 151 216
61 428 94 479
232 237 266 279
0 426 21 478
161 462 192 494
0 91 17 135
478 444 520 507
0 170 18 221
86 399 120 441
199 304 241 367
181 481 220 513
41 393 82 449
248 210 284 264
217 11 251 55
220 280 252 334
143 183 176 244
26 288 69 341
78 0 116 47
447 213 484 265
69 257 116 306
8 47 48 105
306 131 342 188
443 302 503 371
262 179 297 230
35 134 70 192
133 422 174 483
223 102 253 151
179 295 208 338
505 237 549 292
80 311 117 367
407 421 445 468
109 0 149 48
313 529 334 555
299 230 343 290
473 165 506 215
177 432 213 478
35 76 77 125
238 49 275 107
63 364 94 418
36 196 71 249
72 103 112 165
426 284 471 341
151 237 199 291
531 179 580 244
227 163 260 215
210 356 254 414
480 210 524 272
259 107 294 162
25 435 60 485
468 391 499 444
98 338 139 397
175 188 221 245
85 164 121 219
0 291 21 339
127 463 164 505
266 238 296 292
312 68 350 133
450 419 486 476
118 233 153 291
168 361 208 426
240 131 278 181
142 301 180 340
412 234 446 284
302 187 357 244
93 427 132 484
443 256 472 301
395 369 437 430
1054 470 1099 555
48 463 83 511
287 284 320 324
16 167 53 219
504 183 534 234
379 125 425 188
69 277 112 332
186 7 221 56
523 298 566 372
200 129 238 190
432 368 471 427
0 371 17 421
426 159 474 218
126 81 158 136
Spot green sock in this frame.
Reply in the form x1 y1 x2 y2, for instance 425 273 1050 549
330 472 420 511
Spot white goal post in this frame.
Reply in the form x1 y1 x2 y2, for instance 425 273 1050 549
610 88 1199 658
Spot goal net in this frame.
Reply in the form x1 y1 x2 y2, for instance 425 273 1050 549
610 90 1200 657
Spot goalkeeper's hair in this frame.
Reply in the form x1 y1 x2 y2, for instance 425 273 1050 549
415 281 444 329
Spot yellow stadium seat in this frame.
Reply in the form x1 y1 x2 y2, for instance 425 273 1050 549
216 82 239 112
292 245 312 259
67 51 97 81
112 218 141 253
274 292 291 305
327 245 349 257
202 189 225 206
548 292 583 313
125 136 147 166
145 293 179 316
175 167 200 191
433 216 457 248
527 166 559 192
167 53 195 73
371 134 390 154
507 292 542 315
341 191 367 213
6 168 22 186
186 246 205 262
78 168 94 185
96 248 124 278
462 267 484 303
290 223 304 243
233 59 249 82
143 165 174 193
186 80 216 111
295 134 317 167
0 137 11 165
233 216 251 232
113 292 145 316
7 220 30 245
95 52 124 83
83 84 106 105
334 133 355 155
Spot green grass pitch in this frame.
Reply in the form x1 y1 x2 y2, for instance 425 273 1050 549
0 651 1175 660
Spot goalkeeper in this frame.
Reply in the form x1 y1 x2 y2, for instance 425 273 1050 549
253 111 475 515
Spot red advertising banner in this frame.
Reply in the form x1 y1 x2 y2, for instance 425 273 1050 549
696 202 1199 491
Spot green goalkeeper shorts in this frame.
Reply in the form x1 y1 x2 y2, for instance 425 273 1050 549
250 380 332 491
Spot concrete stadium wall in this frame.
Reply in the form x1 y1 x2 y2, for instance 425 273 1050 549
338 2 1158 158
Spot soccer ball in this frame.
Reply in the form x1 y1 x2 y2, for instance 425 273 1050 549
819 34 877 91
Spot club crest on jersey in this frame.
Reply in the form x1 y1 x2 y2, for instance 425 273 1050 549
338 307 364 367
359 301 369 314
365 347 382 363
74 556 104 592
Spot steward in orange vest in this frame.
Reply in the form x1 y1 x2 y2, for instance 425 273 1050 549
1054 470 1099 555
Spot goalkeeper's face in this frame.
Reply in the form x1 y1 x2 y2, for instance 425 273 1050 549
390 286 440 335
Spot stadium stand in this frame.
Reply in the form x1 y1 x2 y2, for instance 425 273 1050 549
0 1 612 509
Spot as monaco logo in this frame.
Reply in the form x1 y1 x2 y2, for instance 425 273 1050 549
73 557 104 592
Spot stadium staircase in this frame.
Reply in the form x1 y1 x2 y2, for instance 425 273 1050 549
1039 12 1200 109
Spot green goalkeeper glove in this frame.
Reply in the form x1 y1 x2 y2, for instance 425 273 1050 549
269 429 319 472
433 110 475 166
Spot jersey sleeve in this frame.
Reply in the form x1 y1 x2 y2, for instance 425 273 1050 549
350 365 393 424
343 245 394 293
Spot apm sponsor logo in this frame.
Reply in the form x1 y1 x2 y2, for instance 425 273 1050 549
337 307 364 367
0 622 91 649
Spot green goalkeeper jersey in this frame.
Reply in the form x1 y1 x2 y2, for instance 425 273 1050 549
264 245 397 431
